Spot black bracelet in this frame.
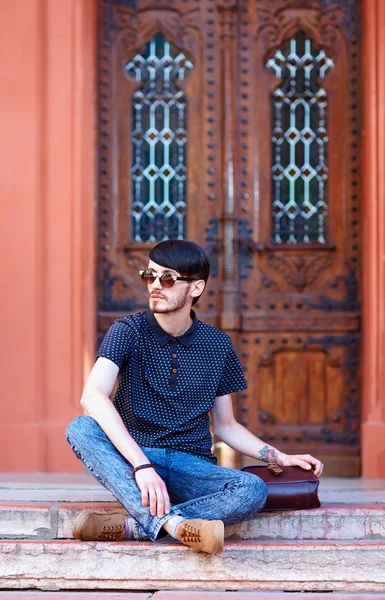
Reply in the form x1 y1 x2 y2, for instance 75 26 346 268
132 463 154 475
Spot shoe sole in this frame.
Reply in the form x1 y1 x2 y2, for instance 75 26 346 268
210 520 224 555
198 521 225 554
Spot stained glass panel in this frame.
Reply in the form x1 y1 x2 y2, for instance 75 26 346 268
267 31 334 244
125 33 193 242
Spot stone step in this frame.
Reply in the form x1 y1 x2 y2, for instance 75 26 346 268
1 502 385 541
152 595 385 600
0 594 384 600
0 594 150 600
1 539 385 592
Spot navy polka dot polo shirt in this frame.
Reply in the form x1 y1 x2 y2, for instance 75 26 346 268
97 310 247 463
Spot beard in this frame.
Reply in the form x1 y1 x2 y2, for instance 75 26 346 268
149 285 191 314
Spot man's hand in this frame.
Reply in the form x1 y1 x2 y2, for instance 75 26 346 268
134 468 171 518
278 452 324 477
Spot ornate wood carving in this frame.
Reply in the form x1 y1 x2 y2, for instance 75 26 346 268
256 1 347 58
265 253 333 291
115 5 201 67
306 264 360 311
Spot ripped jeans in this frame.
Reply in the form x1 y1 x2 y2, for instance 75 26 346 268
66 415 268 542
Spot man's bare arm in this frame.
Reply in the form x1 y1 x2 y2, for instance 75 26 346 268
81 357 152 467
80 357 170 517
211 394 323 477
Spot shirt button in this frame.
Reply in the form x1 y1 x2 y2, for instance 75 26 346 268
172 338 176 342
172 353 177 358
172 368 177 373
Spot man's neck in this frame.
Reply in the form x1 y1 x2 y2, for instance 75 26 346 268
152 306 193 337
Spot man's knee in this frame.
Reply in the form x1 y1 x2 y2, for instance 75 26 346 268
240 472 268 514
66 415 98 446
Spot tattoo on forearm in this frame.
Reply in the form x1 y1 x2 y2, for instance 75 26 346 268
258 445 278 463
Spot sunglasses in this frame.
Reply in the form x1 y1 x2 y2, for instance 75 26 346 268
139 269 198 288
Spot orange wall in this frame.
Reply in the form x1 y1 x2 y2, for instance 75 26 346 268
0 0 96 471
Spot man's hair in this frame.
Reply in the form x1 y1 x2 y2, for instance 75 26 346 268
149 240 210 306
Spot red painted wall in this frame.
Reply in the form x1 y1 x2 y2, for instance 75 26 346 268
0 0 96 471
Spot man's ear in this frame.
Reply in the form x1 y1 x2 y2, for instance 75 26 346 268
190 280 206 299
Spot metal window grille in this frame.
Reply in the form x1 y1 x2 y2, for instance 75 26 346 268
125 33 193 242
267 31 334 244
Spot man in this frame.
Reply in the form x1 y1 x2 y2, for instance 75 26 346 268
66 240 323 555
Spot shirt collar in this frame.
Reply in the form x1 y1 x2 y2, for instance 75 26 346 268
146 309 198 348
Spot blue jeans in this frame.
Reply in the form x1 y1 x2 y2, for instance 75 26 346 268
66 415 268 542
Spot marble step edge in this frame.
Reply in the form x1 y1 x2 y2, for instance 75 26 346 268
1 502 385 541
0 594 151 600
1 594 385 600
1 539 385 593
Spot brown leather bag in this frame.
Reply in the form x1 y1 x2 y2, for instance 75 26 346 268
241 463 321 510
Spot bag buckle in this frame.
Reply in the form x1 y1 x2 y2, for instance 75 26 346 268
267 462 283 476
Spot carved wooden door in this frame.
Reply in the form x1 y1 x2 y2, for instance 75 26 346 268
97 0 361 475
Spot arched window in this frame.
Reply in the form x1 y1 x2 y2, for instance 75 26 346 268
125 33 193 242
267 31 334 244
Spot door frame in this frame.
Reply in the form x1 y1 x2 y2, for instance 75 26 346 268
74 0 384 477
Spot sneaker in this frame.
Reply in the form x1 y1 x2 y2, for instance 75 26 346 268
176 518 224 554
73 510 126 541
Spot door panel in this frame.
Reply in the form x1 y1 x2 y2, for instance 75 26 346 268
237 1 361 474
97 0 361 475
98 0 220 332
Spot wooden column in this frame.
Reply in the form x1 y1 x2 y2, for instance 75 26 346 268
361 0 385 477
218 3 240 331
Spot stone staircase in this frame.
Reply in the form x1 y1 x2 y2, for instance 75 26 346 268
1 499 385 592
